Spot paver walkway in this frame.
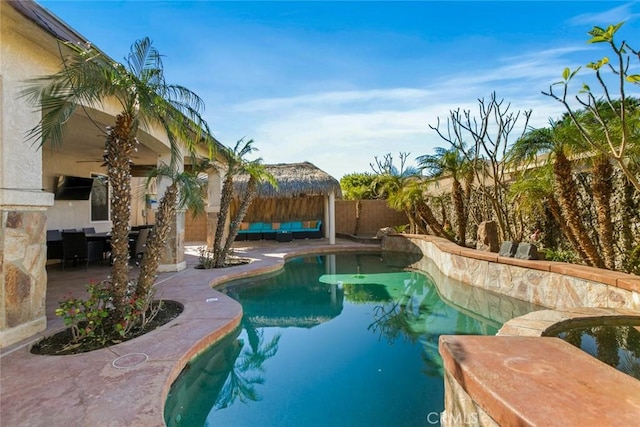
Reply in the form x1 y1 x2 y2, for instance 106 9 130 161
0 238 379 426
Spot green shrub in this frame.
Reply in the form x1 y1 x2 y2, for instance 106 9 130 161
542 248 580 263
55 281 110 343
626 244 640 275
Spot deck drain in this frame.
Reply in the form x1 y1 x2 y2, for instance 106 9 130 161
112 352 149 369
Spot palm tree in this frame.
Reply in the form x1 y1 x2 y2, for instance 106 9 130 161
136 161 208 303
590 153 616 269
211 138 276 267
508 165 589 261
510 123 605 267
574 102 635 270
417 146 474 246
340 173 377 235
405 181 452 238
351 185 373 235
368 153 453 238
219 160 276 267
23 38 212 322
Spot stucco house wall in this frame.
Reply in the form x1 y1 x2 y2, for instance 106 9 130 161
0 1 220 347
1 2 61 348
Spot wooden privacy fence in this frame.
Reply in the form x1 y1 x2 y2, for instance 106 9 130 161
186 199 408 241
335 199 407 236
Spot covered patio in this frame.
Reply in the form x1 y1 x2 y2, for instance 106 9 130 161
1 1 227 348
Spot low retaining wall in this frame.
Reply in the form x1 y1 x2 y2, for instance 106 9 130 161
382 234 640 310
381 234 640 426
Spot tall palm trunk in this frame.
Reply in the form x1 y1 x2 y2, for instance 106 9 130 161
402 207 418 234
621 175 637 272
106 113 136 315
354 199 362 235
452 179 466 246
439 202 448 228
547 195 589 261
554 152 604 268
136 183 178 300
416 201 452 241
218 178 258 267
591 155 616 269
212 174 235 266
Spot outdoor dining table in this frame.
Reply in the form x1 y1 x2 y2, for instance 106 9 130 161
85 230 139 241
47 230 141 257
85 230 139 248
85 230 140 263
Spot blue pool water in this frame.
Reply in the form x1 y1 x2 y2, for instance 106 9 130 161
165 252 537 426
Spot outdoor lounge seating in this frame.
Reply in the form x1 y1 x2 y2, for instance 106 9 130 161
236 220 322 241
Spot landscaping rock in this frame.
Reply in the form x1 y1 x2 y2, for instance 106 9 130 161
515 242 539 260
376 227 396 239
476 220 499 252
499 241 518 257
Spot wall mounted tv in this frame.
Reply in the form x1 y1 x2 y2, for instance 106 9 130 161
54 175 94 200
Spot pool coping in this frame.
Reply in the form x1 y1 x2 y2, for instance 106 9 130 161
439 334 640 427
498 306 640 337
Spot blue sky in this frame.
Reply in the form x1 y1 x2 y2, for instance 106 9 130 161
39 1 640 179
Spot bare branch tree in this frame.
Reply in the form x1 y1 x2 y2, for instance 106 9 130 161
429 92 531 240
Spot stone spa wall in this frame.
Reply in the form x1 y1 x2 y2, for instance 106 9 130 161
382 234 640 426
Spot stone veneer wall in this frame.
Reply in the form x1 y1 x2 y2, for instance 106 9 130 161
0 210 48 348
381 234 640 426
442 371 497 427
382 234 640 311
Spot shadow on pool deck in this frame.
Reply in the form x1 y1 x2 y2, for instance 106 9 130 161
0 238 379 427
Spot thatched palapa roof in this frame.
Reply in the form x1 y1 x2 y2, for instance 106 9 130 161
233 162 342 199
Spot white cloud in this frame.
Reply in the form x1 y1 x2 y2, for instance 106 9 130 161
214 89 567 179
233 88 435 113
568 3 639 26
206 11 637 179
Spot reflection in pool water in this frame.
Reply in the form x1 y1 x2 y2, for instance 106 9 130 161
555 323 640 380
164 252 538 426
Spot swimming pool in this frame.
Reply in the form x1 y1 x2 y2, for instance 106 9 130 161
165 252 538 426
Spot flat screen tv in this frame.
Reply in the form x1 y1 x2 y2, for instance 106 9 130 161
54 175 94 200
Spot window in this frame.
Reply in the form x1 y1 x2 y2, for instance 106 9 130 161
90 174 109 222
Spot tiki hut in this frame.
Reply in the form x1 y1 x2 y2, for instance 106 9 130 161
231 162 342 242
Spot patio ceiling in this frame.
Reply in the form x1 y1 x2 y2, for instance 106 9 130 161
42 109 165 176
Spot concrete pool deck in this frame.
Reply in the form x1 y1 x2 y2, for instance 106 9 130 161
0 238 380 427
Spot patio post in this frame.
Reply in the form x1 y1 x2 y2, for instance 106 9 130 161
329 190 336 244
0 53 54 346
